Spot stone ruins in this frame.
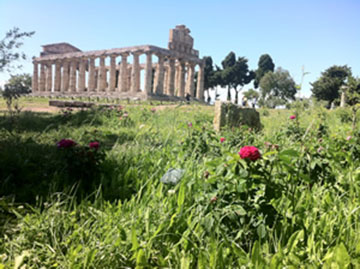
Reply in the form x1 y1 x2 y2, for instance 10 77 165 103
31 25 205 101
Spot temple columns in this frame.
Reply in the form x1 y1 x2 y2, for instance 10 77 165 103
54 60 61 92
32 61 38 92
167 58 176 96
88 57 96 92
131 52 140 93
144 52 152 94
154 54 165 94
78 58 86 92
196 62 205 100
186 62 195 97
45 62 52 92
119 53 128 92
61 60 69 92
69 59 77 92
109 55 117 91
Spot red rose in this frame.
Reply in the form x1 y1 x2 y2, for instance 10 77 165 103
238 146 261 161
89 141 100 149
57 139 76 148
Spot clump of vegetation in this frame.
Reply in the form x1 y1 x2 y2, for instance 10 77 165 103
0 99 360 267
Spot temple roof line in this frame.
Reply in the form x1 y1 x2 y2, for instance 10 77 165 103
34 45 202 64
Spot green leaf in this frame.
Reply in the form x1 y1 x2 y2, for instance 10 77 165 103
279 149 300 158
257 224 266 239
131 227 139 252
177 183 186 207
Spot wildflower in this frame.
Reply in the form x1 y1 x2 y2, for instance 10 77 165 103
220 137 226 143
239 146 261 161
151 108 156 113
271 144 279 150
57 139 76 148
264 141 272 148
204 171 210 179
317 146 324 153
210 196 217 203
346 136 352 141
117 105 124 111
187 122 193 127
123 112 129 118
89 141 100 150
290 115 296 120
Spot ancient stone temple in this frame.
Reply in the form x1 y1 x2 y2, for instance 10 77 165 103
31 25 205 101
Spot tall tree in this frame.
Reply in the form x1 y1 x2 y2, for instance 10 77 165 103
221 52 236 101
259 67 297 108
254 54 275 89
311 65 352 106
0 27 35 73
232 57 255 104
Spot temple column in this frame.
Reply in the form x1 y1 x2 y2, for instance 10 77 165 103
97 56 106 91
54 60 61 92
164 66 169 94
109 54 116 91
167 58 176 96
131 52 141 93
185 62 195 96
61 60 69 92
175 63 180 96
196 62 205 100
78 58 86 92
119 53 129 92
179 61 186 97
88 57 96 92
144 52 152 94
69 59 77 92
127 67 132 91
45 62 52 92
32 61 38 92
154 54 165 94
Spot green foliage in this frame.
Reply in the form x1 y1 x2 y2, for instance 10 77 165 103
259 67 297 108
1 73 31 113
1 100 360 267
311 65 352 105
0 27 35 73
254 54 275 89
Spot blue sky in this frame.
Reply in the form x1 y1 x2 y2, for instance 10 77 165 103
1 0 359 99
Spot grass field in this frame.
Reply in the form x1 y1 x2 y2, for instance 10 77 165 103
1 97 359 268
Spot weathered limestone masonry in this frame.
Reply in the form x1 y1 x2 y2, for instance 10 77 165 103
32 25 205 101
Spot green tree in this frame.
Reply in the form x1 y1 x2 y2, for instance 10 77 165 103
311 65 352 106
259 67 297 108
0 27 35 73
221 52 236 101
232 57 255 104
254 54 275 89
243 88 260 107
1 73 32 113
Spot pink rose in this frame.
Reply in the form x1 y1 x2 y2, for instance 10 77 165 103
57 139 76 148
239 146 261 161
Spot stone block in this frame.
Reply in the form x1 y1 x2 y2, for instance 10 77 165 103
213 101 261 131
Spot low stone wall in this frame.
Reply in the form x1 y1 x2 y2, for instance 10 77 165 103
213 101 261 131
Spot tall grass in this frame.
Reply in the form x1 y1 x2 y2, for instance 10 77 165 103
1 98 360 267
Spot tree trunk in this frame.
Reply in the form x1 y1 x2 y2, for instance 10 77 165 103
235 90 239 104
227 86 231 101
